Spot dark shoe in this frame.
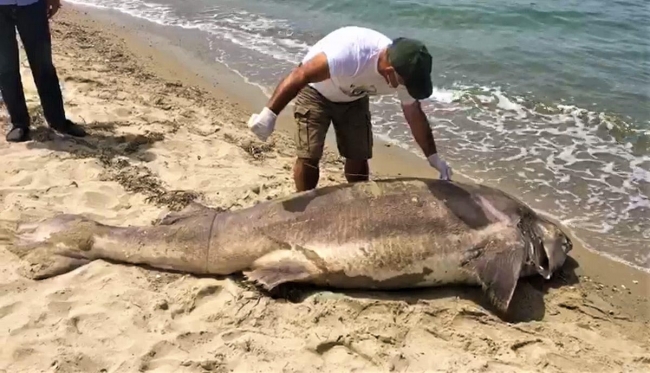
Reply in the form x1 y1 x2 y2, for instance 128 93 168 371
51 119 87 137
6 126 30 142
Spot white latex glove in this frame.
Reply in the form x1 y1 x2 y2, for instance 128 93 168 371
427 153 453 180
247 107 277 142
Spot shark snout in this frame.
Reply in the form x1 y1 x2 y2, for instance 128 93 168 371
529 218 573 280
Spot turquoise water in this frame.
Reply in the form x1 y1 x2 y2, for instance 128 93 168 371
65 0 650 269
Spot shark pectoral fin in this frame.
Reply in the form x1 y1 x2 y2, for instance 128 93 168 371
466 244 526 314
243 261 312 290
243 250 321 291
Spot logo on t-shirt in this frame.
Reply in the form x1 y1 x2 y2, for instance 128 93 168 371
347 84 377 97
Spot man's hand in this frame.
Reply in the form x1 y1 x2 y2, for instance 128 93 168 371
47 0 61 19
247 107 277 142
427 153 453 180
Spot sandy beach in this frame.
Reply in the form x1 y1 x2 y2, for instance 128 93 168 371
0 5 648 372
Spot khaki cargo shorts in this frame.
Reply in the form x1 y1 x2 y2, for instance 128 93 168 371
293 85 373 161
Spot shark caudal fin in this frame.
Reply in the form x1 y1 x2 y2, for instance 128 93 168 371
4 214 96 280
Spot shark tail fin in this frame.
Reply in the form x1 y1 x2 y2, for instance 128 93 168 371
4 214 96 280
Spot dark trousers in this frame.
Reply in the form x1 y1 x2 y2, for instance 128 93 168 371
0 0 66 129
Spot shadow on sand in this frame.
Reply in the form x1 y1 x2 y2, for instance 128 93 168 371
23 120 162 164
256 255 581 324
124 253 580 324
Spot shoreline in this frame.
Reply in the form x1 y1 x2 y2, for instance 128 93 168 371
69 4 650 286
0 4 647 372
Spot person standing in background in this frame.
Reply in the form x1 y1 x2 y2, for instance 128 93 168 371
0 0 86 142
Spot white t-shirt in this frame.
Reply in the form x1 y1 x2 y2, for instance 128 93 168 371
301 26 417 105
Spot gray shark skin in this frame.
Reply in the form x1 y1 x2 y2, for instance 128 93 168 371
4 177 573 313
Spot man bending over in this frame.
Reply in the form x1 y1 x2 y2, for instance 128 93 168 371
248 26 452 191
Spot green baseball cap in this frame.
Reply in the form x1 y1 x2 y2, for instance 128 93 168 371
387 37 433 100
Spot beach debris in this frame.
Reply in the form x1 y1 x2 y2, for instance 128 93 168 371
155 300 169 311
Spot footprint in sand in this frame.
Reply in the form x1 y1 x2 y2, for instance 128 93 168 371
175 331 217 352
49 352 104 373
113 107 132 118
84 189 116 206
138 340 187 372
2 171 33 188
0 302 19 320
9 346 37 364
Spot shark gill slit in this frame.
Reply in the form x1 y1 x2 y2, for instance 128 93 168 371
205 212 218 273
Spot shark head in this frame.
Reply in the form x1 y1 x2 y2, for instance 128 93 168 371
526 215 573 280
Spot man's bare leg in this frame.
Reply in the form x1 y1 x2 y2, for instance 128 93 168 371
344 159 369 183
293 157 320 192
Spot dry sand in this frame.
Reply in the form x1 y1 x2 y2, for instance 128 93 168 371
0 6 649 373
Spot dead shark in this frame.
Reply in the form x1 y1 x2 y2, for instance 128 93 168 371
4 177 572 313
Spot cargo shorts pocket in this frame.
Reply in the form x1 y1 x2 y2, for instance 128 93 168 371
294 105 310 152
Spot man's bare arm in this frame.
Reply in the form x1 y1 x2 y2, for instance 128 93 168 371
401 100 438 157
267 53 331 114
